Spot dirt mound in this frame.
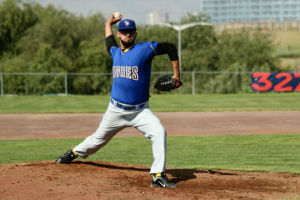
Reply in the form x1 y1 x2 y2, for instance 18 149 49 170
1 161 299 200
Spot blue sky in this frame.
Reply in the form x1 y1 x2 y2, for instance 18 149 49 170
32 0 201 24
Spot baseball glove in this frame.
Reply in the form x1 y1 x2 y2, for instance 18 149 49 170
154 75 182 91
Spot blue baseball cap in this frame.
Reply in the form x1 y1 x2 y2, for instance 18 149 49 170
118 19 136 31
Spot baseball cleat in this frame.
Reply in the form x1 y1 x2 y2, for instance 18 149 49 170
56 149 77 164
150 172 177 188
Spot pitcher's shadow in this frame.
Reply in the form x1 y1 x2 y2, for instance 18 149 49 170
72 161 237 183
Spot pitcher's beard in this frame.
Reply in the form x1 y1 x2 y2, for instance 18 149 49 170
121 39 135 48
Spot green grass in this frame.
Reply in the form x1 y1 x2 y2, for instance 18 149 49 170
0 93 299 113
0 134 299 174
150 93 300 112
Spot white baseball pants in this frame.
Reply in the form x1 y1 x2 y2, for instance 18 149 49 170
73 101 166 174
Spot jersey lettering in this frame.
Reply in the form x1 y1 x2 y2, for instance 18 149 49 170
120 66 126 77
132 66 138 80
126 66 131 79
115 66 120 77
113 66 139 80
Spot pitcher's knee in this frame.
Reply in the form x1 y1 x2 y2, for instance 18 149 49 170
152 126 166 138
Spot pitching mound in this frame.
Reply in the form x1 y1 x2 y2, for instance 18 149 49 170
1 161 299 200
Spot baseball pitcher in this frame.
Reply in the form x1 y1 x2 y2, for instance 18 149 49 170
56 13 181 188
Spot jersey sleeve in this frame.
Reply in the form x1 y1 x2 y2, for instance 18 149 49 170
105 34 118 57
109 46 118 58
156 42 179 61
148 41 159 58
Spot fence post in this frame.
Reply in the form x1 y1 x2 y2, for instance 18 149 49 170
192 71 195 95
0 73 3 96
64 73 68 96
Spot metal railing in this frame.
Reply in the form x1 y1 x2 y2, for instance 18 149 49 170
0 71 253 96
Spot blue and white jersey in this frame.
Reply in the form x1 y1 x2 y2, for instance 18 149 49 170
109 42 159 105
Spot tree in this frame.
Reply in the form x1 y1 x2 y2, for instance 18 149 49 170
215 29 279 72
180 12 210 24
0 0 38 55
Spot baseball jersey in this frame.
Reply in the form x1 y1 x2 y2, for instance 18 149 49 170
109 42 159 105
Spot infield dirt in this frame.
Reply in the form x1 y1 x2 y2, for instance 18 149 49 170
0 111 299 199
0 111 299 139
1 161 299 200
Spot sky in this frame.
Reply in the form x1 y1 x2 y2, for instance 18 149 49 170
31 0 202 24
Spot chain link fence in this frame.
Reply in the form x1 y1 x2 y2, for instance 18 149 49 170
0 71 254 96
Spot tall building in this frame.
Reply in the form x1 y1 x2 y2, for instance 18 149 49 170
147 9 169 25
200 0 300 24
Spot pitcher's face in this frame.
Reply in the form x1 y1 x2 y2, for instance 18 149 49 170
117 30 137 48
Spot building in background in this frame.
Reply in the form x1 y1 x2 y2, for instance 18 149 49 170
147 8 169 25
200 0 300 24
